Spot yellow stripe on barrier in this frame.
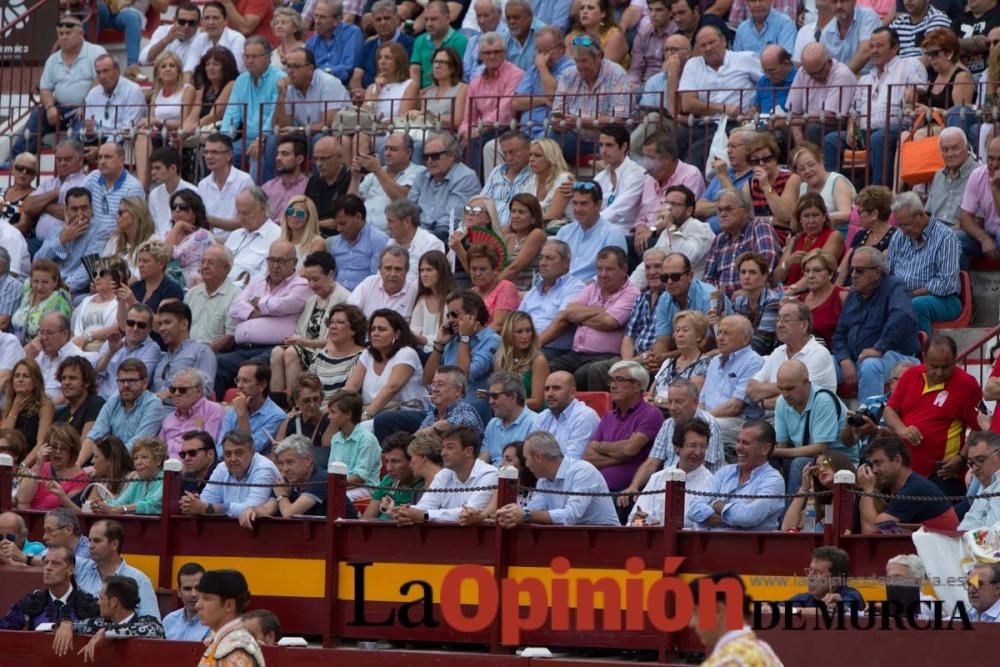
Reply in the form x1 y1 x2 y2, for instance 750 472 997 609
171 557 327 597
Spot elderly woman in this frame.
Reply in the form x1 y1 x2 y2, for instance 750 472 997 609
16 423 88 511
12 258 72 344
92 437 167 515
163 189 214 288
792 143 856 232
527 139 573 221
271 7 307 71
276 374 331 444
649 310 711 404
458 32 525 176
344 309 426 419
158 368 225 458
730 252 783 355
465 242 520 332
0 152 38 230
705 188 781 296
72 257 128 354
123 239 185 317
280 195 328 268
744 133 800 241
772 193 845 292
417 46 467 131
103 196 155 280
271 252 351 396
309 304 367 401
797 249 847 348
835 185 897 288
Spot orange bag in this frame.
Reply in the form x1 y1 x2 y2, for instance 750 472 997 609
899 111 946 186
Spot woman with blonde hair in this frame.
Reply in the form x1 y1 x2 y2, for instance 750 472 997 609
448 195 502 273
648 310 710 405
280 195 328 268
93 437 167 515
270 7 306 71
527 139 573 221
134 50 194 187
72 257 129 353
2 359 54 459
494 311 549 411
123 239 184 316
103 196 155 278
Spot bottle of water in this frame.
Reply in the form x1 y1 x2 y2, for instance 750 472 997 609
803 498 817 532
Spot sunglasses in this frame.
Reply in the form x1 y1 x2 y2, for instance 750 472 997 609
175 17 197 26
125 319 149 329
423 151 445 162
486 391 508 400
57 20 81 29
285 207 307 219
178 448 209 459
572 35 595 47
13 164 36 176
748 155 775 166
464 205 484 214
0 533 17 542
573 181 598 191
660 272 688 283
171 203 191 212
169 385 194 394
923 49 941 58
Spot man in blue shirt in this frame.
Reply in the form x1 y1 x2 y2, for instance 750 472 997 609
482 372 538 465
82 359 166 465
651 252 718 358
180 429 281 518
526 240 587 355
424 291 500 400
74 519 161 620
306 0 363 84
756 44 797 113
407 132 482 240
504 0 543 73
327 194 388 291
786 547 865 613
220 36 286 183
513 26 573 139
554 181 628 283
348 0 414 94
532 0 572 32
688 420 785 530
162 563 211 642
217 361 287 455
733 0 797 53
463 0 509 82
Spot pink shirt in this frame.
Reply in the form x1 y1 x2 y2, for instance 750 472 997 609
572 280 641 354
477 280 520 325
960 165 1000 235
634 162 706 230
458 60 524 136
159 397 226 458
230 274 312 344
261 173 308 221
29 463 88 510
346 274 419 320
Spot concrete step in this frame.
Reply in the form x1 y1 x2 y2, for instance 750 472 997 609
970 270 1000 328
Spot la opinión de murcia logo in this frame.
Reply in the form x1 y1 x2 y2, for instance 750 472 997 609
1 0 30 30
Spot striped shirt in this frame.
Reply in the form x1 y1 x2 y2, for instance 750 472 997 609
625 288 660 355
552 60 633 143
889 7 952 58
0 274 22 316
886 218 961 297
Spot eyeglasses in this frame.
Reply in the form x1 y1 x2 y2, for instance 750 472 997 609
57 20 81 29
266 256 295 264
178 447 210 459
660 271 688 283
13 164 36 176
423 151 446 162
125 319 149 329
313 153 337 162
432 59 451 65
171 203 191 212
116 377 143 385
298 395 321 404
169 385 194 394
49 445 70 453
748 154 775 166
573 181 598 191
572 35 595 47
464 205 484 214
285 207 307 219
969 449 1000 469
850 265 876 274
175 17 198 26
923 49 941 58
37 329 65 337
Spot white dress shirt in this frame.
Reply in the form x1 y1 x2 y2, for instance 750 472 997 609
630 216 716 287
346 275 419 320
140 26 200 66
198 166 254 236
225 220 282 287
629 465 715 528
415 458 500 522
183 28 247 73
83 77 148 136
752 336 837 393
678 50 763 112
533 398 601 459
149 180 196 238
594 156 648 231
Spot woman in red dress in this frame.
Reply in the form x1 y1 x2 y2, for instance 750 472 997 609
772 193 845 292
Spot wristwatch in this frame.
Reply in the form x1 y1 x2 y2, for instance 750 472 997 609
459 335 471 344
522 508 532 524
422 511 430 522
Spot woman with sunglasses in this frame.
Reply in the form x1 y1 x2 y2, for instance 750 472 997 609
649 310 710 405
158 368 224 459
743 134 800 243
494 311 548 411
276 374 331 445
0 153 38 231
527 139 573 221
449 196 502 273
11 258 72 344
566 0 629 69
103 196 155 280
280 195 327 269
905 30 975 148
344 309 426 420
72 257 128 355
1 359 54 460
164 189 214 288
91 437 167 515
16 423 88 511
772 193 844 293
411 250 457 354
791 143 855 233
417 46 467 131
82 436 134 506
781 451 857 532
309 304 367 401
497 193 548 292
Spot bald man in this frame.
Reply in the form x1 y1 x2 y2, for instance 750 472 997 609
786 42 857 147
305 136 351 235
533 371 602 459
772 359 851 494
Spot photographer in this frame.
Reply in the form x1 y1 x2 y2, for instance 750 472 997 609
840 361 913 455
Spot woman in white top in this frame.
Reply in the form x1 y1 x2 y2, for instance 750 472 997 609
526 139 573 221
792 143 856 233
72 256 129 354
410 250 457 354
270 7 306 72
358 41 418 157
134 51 194 188
344 309 427 419
102 196 155 281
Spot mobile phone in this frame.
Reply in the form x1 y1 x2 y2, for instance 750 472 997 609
110 269 122 288
978 400 989 415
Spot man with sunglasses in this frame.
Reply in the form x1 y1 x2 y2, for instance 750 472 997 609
152 302 217 397
406 131 481 241
93 304 162 399
0 512 44 566
959 431 1000 530
178 431 218 495
651 251 717 357
79 359 165 466
141 2 202 67
159 368 225 458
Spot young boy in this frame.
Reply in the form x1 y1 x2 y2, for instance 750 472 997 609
325 390 382 503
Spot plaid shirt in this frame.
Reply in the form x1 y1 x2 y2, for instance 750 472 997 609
0 274 22 316
704 220 780 296
728 0 799 27
626 288 660 354
731 286 783 355
552 60 634 142
420 399 485 433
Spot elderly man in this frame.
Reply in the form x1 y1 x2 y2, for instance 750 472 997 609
0 546 99 630
688 420 785 530
20 140 88 256
554 182 628 283
410 0 469 88
504 0 540 72
525 240 585 356
926 128 979 232
407 132 482 241
787 547 865 613
81 55 147 150
480 130 533 228
772 359 851 493
633 134 706 252
0 512 44 566
532 371 601 458
180 429 281 518
185 244 240 353
696 129 755 233
462 1 508 82
215 243 310 399
819 0 881 74
162 563 210 642
79 359 164 465
583 360 664 491
94 304 162 399
832 246 922 401
349 0 414 93
385 199 445 283
328 195 389 291
9 16 105 159
424 291 500 399
593 124 647 230
179 431 218 494
967 563 1000 622
183 2 246 74
734 0 797 53
482 372 538 465
958 136 1000 260
141 2 202 67
37 509 91 564
153 302 217 396
701 315 765 455
496 430 620 527
73 520 160 620
746 300 837 411
305 0 363 83
347 246 418 319
678 26 762 167
420 367 486 435
26 312 90 402
756 46 797 117
889 0 952 57
240 436 333 525
306 137 352 234
883 335 981 496
856 435 959 533
628 418 717 528
633 34 693 155
703 189 780 296
224 188 282 287
787 43 857 147
823 27 927 186
220 36 286 182
159 369 224 458
959 431 1000 530
198 134 255 234
349 133 425 233
887 192 963 334
548 36 632 161
624 380 724 505
512 26 572 140
546 247 640 388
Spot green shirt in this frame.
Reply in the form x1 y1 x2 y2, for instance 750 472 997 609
107 472 163 514
411 28 469 89
370 475 426 520
329 427 381 485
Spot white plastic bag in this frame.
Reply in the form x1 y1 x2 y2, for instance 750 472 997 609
704 114 730 180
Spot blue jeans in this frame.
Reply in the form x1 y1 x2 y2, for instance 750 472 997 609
956 228 1000 267
545 128 596 163
947 105 979 151
838 350 920 403
232 137 273 184
823 124 901 186
12 104 80 157
97 3 143 66
912 294 961 334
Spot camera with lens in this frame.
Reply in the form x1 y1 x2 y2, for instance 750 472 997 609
848 403 884 428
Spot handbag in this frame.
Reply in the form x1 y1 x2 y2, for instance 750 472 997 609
80 483 116 514
899 111 946 186
391 111 440 144
332 106 379 135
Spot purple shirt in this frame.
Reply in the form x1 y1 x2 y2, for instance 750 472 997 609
159 398 226 459
230 274 312 345
634 163 706 230
960 165 1000 235
572 280 641 354
592 399 665 490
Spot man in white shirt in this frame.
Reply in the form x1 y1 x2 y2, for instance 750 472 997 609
384 199 445 284
958 431 1000 531
347 246 418 320
199 134 255 234
25 313 92 403
140 2 202 67
82 55 148 151
349 132 425 232
593 123 648 231
629 185 714 286
678 25 761 167
148 148 196 237
532 371 600 458
224 188 282 287
183 2 247 73
392 426 499 524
